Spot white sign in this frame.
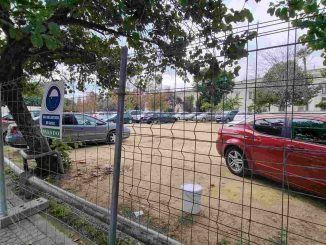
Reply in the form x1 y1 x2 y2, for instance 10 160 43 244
40 81 64 139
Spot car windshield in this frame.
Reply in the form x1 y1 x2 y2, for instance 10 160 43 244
108 114 117 119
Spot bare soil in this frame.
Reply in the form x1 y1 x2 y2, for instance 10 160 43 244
56 121 325 245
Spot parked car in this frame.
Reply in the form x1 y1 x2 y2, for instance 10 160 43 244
166 112 178 120
133 111 154 123
92 111 116 120
2 110 40 141
184 112 201 121
231 111 253 123
106 112 133 124
5 113 131 147
141 112 177 124
215 110 238 123
173 112 189 120
194 113 208 121
128 110 142 121
216 114 326 197
193 112 216 121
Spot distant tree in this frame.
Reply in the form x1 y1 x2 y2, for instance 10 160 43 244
176 96 183 105
125 93 140 110
145 93 170 112
64 98 76 112
217 94 242 111
256 61 319 109
183 95 195 112
297 47 312 73
316 100 326 110
248 90 278 113
196 71 236 110
201 93 242 112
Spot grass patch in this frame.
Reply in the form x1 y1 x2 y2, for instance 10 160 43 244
48 199 119 244
178 212 194 227
269 229 288 245
218 238 230 245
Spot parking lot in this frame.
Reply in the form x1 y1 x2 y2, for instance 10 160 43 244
56 121 326 245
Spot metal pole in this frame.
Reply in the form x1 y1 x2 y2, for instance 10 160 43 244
0 85 8 217
109 46 128 245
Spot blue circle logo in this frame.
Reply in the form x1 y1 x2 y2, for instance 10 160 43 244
46 86 61 111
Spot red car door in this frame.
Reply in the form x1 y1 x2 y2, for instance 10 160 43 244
248 117 287 182
285 118 326 197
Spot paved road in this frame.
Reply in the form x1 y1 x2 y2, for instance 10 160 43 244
0 181 75 245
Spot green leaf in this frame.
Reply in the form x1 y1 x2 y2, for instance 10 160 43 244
34 23 46 33
132 32 140 41
280 7 288 19
48 22 61 36
267 7 275 16
179 0 187 7
31 33 43 48
9 28 17 39
44 36 60 50
22 25 33 33
246 12 254 22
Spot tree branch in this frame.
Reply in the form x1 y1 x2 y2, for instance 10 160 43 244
0 6 14 37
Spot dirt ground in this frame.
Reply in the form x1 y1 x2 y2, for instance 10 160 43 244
56 121 325 245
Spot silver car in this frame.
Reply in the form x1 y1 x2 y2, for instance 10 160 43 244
173 112 189 120
184 112 201 121
5 113 130 147
193 112 216 121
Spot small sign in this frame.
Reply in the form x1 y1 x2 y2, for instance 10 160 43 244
40 81 64 139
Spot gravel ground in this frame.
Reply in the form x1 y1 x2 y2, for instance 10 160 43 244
57 121 325 245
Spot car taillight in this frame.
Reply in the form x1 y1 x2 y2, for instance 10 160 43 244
10 126 17 134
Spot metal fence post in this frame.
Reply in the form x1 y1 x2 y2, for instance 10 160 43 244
109 46 128 245
0 85 8 217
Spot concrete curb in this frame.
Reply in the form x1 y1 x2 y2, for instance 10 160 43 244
4 157 181 245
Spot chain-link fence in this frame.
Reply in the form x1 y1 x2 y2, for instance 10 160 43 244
1 13 325 245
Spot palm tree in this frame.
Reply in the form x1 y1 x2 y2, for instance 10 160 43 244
297 47 312 73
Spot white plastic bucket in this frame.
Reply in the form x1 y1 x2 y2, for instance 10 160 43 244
181 183 203 214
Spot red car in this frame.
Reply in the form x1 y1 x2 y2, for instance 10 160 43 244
216 114 326 197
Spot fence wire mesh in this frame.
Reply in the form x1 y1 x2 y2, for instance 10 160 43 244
1 13 325 245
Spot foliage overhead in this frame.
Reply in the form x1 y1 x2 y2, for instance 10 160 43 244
0 0 258 91
268 0 326 65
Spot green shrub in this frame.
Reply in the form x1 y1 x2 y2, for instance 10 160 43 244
50 139 72 170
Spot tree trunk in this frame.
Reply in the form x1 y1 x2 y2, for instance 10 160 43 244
0 38 60 176
2 83 59 176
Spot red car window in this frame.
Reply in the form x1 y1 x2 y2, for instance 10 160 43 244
291 119 326 145
253 118 285 137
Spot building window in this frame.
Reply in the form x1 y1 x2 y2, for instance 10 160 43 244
322 85 326 94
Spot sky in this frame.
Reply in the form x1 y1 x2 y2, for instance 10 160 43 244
67 0 324 97
159 0 324 90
